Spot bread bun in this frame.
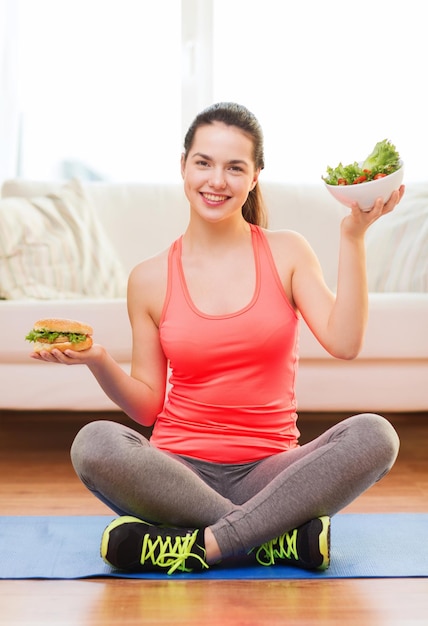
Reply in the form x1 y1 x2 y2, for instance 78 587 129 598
32 336 93 353
34 318 93 336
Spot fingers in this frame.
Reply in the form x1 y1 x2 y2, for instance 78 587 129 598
382 184 405 214
30 348 81 364
29 343 100 365
352 184 405 215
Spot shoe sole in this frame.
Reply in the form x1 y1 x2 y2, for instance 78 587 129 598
317 515 331 571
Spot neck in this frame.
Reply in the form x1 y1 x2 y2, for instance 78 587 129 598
183 215 252 254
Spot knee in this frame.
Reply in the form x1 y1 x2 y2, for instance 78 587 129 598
70 419 150 478
70 419 121 476
354 413 400 472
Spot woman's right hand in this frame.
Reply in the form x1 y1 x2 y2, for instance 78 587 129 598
29 343 106 366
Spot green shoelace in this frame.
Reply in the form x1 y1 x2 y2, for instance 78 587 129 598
139 529 209 575
253 529 298 566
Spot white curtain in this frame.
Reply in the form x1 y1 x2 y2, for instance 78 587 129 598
0 0 20 183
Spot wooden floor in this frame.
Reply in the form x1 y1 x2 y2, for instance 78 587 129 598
1 410 428 625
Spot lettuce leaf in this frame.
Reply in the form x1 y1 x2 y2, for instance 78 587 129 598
323 139 401 185
25 329 87 344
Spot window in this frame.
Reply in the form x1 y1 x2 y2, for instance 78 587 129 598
212 0 425 183
16 0 182 182
6 0 426 183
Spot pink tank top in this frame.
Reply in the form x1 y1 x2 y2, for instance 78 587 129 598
150 224 300 463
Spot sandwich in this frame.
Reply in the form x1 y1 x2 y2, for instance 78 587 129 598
25 318 93 353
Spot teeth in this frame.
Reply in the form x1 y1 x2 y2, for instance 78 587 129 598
203 193 228 202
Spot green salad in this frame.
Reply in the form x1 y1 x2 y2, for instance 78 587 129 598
322 139 401 186
25 328 87 344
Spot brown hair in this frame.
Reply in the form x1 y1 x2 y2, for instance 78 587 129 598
183 102 268 228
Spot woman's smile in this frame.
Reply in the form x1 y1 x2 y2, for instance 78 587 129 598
201 192 230 205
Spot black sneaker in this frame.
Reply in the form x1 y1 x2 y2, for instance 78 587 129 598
101 516 209 575
251 516 330 571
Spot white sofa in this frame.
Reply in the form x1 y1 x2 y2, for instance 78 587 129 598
1 177 427 413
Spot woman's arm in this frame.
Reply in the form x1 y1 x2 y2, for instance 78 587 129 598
30 255 169 426
290 187 405 359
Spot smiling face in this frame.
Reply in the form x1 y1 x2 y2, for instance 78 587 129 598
181 122 260 225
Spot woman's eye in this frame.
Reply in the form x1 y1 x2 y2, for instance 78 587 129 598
196 160 209 167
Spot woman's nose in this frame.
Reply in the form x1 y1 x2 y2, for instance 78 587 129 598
209 168 226 189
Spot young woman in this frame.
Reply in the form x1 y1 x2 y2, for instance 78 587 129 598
32 102 403 575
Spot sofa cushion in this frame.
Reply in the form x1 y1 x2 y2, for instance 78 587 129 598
0 178 127 299
366 185 428 292
2 179 191 274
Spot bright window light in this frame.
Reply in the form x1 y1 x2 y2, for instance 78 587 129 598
17 0 182 182
11 0 427 184
213 0 426 183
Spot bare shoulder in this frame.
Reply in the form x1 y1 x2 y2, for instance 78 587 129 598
261 228 322 300
262 228 313 263
129 247 169 286
263 227 306 245
128 247 170 324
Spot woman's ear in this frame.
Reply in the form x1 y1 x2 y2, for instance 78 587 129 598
180 153 186 179
250 168 261 191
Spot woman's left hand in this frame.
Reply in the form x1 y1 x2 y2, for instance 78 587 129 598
342 184 405 237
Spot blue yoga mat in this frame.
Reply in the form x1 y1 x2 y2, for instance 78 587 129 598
0 513 427 580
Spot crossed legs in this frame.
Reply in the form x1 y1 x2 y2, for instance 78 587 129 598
71 413 399 563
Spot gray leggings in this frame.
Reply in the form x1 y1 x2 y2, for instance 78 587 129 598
71 413 399 559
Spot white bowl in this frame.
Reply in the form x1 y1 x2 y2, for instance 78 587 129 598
324 162 404 211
